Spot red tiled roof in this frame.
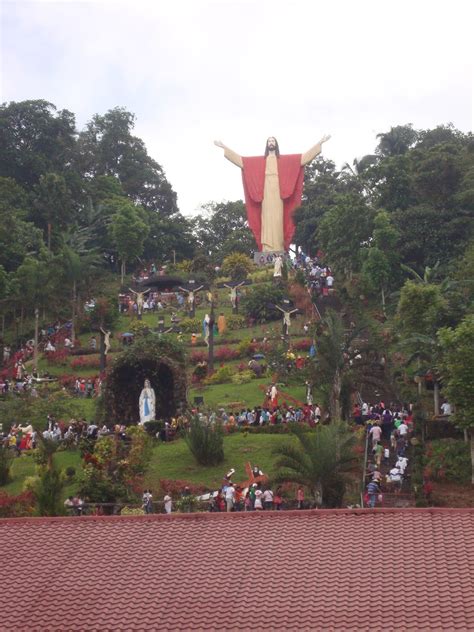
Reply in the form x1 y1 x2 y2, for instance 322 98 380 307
1 508 474 631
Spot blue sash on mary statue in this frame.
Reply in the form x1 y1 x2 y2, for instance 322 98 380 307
143 394 150 416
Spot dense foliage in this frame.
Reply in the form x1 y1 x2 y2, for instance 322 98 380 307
185 416 224 466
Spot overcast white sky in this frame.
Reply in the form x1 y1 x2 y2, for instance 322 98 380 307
1 0 473 216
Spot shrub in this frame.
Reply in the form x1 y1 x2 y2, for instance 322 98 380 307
46 349 70 366
179 317 201 333
214 346 240 361
184 416 224 466
193 364 208 382
0 447 14 486
70 355 101 369
226 314 247 331
159 479 208 497
65 466 76 481
292 338 312 351
248 268 273 283
0 491 35 518
231 370 254 384
129 320 150 336
190 351 207 364
425 439 470 484
33 467 66 516
237 338 258 358
121 506 145 515
143 420 165 436
205 366 235 384
221 252 255 280
241 283 285 323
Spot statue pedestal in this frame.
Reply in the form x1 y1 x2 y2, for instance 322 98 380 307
253 251 287 266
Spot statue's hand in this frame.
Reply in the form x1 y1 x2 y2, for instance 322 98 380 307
319 134 331 145
214 140 225 149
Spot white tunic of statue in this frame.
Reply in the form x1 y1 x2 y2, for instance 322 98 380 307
139 380 156 424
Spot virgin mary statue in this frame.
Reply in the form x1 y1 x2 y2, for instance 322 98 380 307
139 379 156 424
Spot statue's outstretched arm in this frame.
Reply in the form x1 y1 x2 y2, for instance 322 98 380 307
214 140 243 168
301 134 331 166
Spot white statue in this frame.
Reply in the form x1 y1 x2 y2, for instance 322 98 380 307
129 288 151 316
139 379 156 424
273 255 283 278
100 328 111 355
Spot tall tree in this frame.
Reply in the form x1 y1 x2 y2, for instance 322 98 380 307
438 316 474 483
0 100 76 187
77 107 177 216
376 124 418 157
109 200 149 283
317 193 374 276
361 210 401 313
192 200 256 260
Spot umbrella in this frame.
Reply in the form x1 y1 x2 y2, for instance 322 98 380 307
252 353 265 360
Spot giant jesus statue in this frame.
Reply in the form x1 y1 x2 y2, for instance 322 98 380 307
214 135 330 252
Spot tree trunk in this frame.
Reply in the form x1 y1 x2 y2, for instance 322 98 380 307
433 381 440 416
331 369 342 421
208 301 215 374
381 286 386 315
121 259 126 285
71 279 76 345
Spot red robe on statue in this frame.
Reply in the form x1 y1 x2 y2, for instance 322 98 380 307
241 154 304 251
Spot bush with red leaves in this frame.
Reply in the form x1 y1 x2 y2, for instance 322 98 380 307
0 491 35 518
214 346 240 361
158 479 208 496
70 355 101 369
45 349 70 366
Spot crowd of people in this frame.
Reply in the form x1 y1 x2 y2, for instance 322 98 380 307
361 401 414 507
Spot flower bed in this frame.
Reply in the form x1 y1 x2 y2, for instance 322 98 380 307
70 355 101 369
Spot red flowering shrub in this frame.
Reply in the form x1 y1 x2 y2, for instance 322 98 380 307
46 349 70 366
292 338 312 351
158 479 208 496
58 374 77 389
190 351 207 364
215 346 240 361
0 491 35 518
70 355 101 369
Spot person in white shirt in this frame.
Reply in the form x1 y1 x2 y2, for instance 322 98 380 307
396 456 408 475
225 483 235 512
254 487 263 510
262 488 274 510
164 493 172 514
388 466 402 490
398 422 408 437
326 275 334 288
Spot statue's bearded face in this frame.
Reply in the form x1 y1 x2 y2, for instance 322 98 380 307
267 137 277 151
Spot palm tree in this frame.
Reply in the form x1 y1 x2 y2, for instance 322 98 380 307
272 424 357 508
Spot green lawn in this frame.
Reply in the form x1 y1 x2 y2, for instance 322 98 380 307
2 434 294 497
145 433 294 491
4 449 82 496
189 379 308 410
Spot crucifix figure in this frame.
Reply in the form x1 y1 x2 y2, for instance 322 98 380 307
129 288 151 320
223 281 246 314
100 328 111 355
275 303 299 337
178 284 204 318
